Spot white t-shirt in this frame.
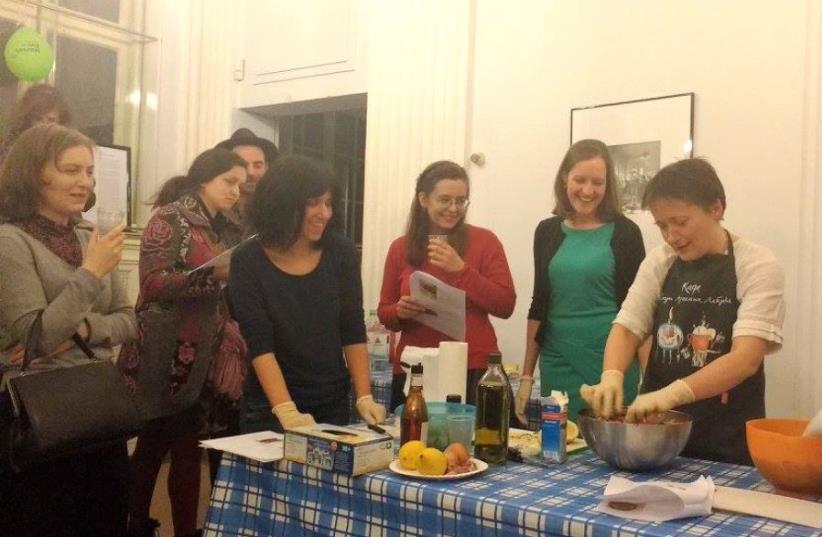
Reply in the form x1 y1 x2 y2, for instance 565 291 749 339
614 232 785 353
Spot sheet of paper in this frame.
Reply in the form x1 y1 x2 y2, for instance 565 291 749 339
187 234 257 274
199 431 284 462
409 270 466 340
85 145 130 226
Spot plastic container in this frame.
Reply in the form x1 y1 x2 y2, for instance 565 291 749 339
747 418 822 495
395 402 475 450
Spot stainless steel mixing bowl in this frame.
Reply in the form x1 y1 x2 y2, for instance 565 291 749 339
577 408 693 471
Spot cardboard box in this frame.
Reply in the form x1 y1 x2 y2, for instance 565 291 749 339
284 423 393 476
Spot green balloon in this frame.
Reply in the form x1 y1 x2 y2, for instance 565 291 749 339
4 27 54 82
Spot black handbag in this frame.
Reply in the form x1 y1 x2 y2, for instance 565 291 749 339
1 311 143 472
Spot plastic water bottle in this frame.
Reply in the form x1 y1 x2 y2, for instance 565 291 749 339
365 310 390 374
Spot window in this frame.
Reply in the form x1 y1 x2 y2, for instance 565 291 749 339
278 103 367 248
0 0 151 155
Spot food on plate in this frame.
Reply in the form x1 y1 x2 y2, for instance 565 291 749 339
444 442 474 474
508 430 541 462
417 447 448 476
398 440 426 470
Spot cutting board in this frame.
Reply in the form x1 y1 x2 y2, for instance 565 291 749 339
713 485 822 528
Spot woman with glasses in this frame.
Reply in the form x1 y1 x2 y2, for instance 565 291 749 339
515 140 645 425
378 160 516 408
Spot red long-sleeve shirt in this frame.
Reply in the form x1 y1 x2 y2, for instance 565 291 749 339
378 225 516 372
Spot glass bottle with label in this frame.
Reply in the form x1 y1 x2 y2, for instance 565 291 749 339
474 353 511 464
400 363 429 445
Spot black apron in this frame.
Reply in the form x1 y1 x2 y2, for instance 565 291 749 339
643 233 764 465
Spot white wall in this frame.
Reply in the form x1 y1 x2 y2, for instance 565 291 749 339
466 0 814 417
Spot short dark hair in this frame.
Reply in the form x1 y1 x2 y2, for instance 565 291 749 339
642 157 726 211
405 160 470 266
0 124 93 221
552 139 621 221
152 148 246 208
6 85 71 141
249 155 336 249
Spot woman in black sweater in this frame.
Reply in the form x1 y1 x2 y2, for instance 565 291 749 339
229 156 386 431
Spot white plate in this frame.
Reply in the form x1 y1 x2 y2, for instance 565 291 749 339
388 457 489 480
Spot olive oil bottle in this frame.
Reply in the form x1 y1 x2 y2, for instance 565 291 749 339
474 353 511 464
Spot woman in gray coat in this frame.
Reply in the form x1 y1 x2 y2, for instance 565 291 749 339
0 124 137 537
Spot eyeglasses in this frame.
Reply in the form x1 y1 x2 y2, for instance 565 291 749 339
433 196 471 210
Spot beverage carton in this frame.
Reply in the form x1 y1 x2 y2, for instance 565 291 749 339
540 391 568 463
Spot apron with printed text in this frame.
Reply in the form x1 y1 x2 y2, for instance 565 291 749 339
643 233 764 465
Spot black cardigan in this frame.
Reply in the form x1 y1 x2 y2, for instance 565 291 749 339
527 215 645 346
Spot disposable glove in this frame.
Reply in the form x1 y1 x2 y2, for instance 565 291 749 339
514 376 534 426
272 401 316 430
355 395 387 425
625 379 695 423
579 369 624 418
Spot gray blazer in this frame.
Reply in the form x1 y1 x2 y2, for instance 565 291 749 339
0 223 137 370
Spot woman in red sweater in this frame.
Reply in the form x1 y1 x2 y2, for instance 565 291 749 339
378 160 516 409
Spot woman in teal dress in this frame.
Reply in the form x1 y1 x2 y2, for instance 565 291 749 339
516 139 645 422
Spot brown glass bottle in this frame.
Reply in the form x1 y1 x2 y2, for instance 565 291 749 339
400 364 429 445
474 353 511 465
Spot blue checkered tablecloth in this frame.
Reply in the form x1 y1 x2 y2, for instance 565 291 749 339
203 450 821 537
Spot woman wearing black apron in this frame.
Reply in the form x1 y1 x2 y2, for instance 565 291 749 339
582 158 785 465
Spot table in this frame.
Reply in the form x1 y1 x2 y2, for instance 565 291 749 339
203 451 821 536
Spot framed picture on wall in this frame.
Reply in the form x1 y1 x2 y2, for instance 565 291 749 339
570 92 694 249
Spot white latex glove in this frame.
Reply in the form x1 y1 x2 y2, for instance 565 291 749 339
625 379 695 423
580 370 625 418
355 395 387 425
515 376 534 426
272 401 316 430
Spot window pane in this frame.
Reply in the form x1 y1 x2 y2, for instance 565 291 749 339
58 0 121 24
54 35 117 145
0 17 21 137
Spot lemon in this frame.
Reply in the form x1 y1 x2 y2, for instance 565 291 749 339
417 447 448 476
398 440 426 470
567 420 579 443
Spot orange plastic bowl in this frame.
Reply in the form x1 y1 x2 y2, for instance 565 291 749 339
746 419 822 495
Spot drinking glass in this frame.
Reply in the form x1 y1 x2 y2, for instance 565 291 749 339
446 414 474 448
97 208 125 235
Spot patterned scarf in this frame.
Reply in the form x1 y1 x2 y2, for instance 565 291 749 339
15 214 83 268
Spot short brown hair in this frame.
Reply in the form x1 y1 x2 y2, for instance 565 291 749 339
552 139 621 221
0 124 94 221
642 157 726 211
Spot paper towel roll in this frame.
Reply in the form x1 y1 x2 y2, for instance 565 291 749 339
400 346 439 399
437 342 468 403
399 343 468 403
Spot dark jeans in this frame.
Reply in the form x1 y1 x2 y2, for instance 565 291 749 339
0 442 129 537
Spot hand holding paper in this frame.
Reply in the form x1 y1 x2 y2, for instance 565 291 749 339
408 271 466 340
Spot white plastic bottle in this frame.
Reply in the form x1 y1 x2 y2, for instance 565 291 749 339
365 309 390 374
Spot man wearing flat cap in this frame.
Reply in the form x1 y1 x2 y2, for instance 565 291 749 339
216 128 279 217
